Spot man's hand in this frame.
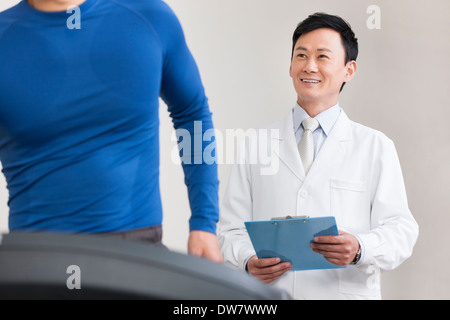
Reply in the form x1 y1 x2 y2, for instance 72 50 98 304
310 230 360 266
246 255 292 284
188 230 224 264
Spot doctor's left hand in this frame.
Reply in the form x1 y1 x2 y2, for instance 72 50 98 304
310 230 360 267
188 230 224 264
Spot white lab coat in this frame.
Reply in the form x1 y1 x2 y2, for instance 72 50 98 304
219 109 418 300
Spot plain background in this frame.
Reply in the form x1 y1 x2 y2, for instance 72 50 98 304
0 0 449 299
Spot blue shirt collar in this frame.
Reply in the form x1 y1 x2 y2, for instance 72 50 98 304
293 102 341 136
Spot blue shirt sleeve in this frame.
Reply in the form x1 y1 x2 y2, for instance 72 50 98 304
150 2 220 234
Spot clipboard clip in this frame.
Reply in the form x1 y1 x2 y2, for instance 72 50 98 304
271 215 309 220
271 215 310 225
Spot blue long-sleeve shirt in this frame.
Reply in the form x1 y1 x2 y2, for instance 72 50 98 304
0 0 219 234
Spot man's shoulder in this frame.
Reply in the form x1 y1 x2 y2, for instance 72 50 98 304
0 2 22 31
109 0 175 18
346 116 394 146
109 0 182 45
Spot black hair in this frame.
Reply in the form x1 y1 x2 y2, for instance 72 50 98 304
292 13 358 91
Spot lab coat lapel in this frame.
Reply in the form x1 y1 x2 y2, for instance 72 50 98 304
273 111 306 181
307 110 353 178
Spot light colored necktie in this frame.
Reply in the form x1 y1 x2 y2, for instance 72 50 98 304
298 118 319 175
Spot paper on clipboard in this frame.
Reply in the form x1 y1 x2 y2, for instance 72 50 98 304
244 216 345 271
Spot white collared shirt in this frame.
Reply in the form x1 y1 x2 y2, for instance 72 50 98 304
293 102 341 158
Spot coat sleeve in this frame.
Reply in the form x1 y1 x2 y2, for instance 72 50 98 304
358 139 419 271
218 138 256 270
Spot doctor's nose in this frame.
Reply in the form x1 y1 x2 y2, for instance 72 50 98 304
303 59 318 73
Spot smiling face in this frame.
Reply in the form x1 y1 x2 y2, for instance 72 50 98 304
290 28 356 115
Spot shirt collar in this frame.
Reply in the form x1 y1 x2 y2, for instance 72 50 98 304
293 102 341 137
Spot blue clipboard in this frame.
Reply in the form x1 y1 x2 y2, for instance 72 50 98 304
245 216 345 271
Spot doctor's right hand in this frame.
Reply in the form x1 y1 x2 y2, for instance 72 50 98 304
246 255 292 284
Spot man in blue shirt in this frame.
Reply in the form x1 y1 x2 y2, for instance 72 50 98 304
0 0 222 262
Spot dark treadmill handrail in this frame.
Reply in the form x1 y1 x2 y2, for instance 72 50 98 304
0 232 288 300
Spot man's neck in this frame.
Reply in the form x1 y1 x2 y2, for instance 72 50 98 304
297 97 339 118
27 0 87 12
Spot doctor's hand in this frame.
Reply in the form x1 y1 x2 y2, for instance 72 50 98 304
246 255 292 284
188 230 224 264
310 230 360 267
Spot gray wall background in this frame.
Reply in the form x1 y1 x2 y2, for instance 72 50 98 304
1 0 449 299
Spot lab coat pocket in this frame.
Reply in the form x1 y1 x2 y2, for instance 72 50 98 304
330 178 366 192
330 178 370 231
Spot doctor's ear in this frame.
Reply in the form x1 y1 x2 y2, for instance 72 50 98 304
344 61 357 82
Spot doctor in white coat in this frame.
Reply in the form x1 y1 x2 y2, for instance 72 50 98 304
218 13 418 300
